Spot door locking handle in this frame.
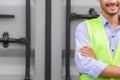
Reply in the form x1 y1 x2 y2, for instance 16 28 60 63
0 14 15 18
0 32 27 48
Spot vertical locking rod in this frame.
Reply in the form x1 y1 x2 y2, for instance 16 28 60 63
65 0 71 80
24 0 31 80
45 0 52 80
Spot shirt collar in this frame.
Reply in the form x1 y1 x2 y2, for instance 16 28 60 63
100 14 120 27
99 14 108 27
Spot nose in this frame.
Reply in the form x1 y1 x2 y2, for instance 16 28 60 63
109 0 118 5
109 0 118 3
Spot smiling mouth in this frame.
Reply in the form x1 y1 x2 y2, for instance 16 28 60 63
106 3 119 11
106 3 119 7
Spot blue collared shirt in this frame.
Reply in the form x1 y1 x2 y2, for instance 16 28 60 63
75 14 120 78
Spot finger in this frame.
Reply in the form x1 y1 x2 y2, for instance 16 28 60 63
80 51 92 58
80 48 96 59
79 46 95 57
80 49 94 56
82 46 92 51
81 47 95 55
85 46 94 52
80 49 88 54
78 46 90 50
80 48 91 54
80 49 90 56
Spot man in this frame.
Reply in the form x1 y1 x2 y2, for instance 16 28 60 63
75 0 120 80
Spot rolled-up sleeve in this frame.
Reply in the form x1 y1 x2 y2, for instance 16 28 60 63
74 22 107 78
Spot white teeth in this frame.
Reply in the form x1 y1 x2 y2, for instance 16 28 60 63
110 5 116 7
107 3 118 7
108 4 117 7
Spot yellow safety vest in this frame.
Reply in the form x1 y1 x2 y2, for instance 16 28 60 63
80 17 120 80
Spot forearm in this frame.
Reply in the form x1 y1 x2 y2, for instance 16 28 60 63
100 65 120 77
79 46 120 78
75 52 107 78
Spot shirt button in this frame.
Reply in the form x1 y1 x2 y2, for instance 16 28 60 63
112 49 114 52
112 36 114 38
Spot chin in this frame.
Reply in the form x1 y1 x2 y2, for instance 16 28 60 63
107 10 118 15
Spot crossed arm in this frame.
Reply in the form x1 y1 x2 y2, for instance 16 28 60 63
79 46 120 78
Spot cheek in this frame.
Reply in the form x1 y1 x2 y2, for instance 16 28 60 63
119 3 120 8
100 1 106 6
